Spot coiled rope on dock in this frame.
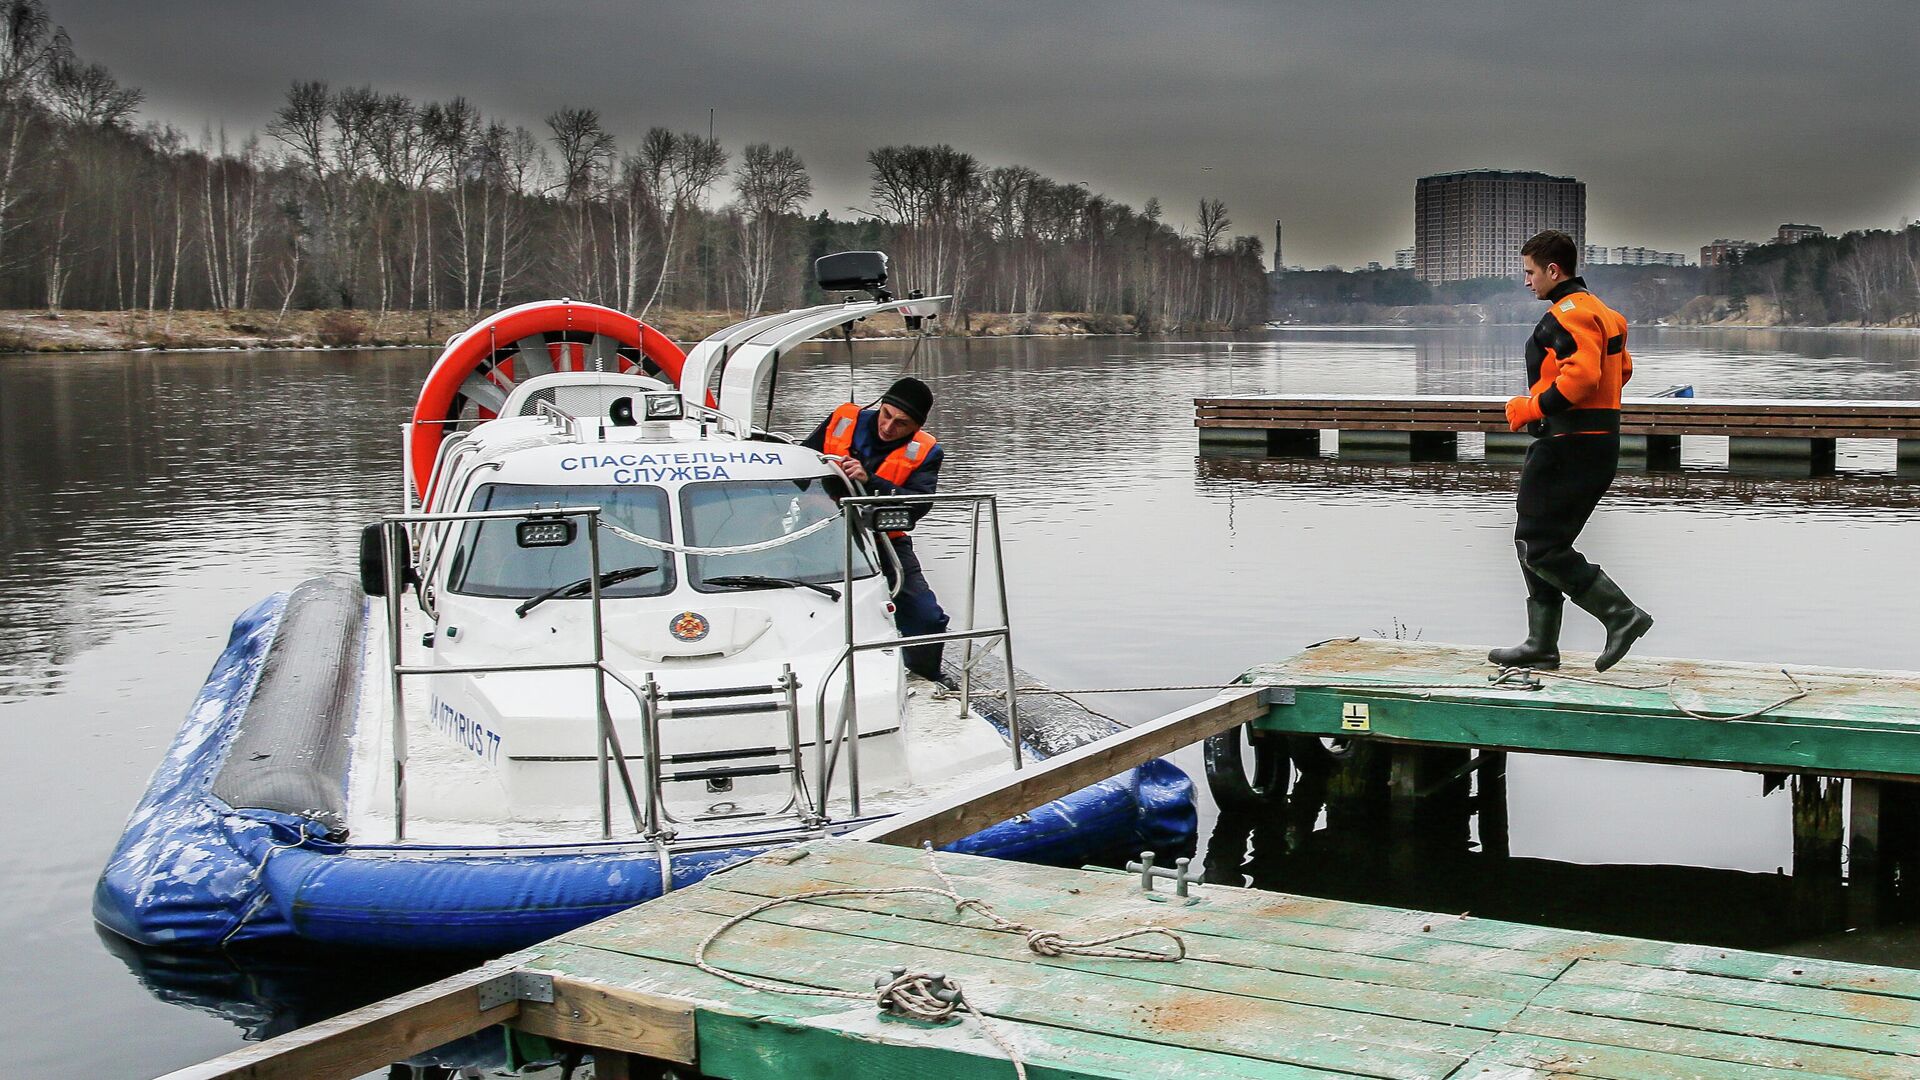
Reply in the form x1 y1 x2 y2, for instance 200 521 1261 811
694 843 1187 1079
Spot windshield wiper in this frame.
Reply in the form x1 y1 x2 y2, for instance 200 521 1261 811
515 565 659 618
703 574 841 601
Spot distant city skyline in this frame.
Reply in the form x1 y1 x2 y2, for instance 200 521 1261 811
51 0 1920 268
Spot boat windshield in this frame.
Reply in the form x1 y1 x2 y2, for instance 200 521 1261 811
682 478 877 591
448 483 675 599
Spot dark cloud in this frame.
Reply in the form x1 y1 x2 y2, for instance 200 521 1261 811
55 0 1920 267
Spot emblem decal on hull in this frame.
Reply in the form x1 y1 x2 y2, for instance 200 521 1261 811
670 611 711 642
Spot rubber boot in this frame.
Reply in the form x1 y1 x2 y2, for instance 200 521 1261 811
902 642 945 682
1487 598 1562 670
1569 569 1654 672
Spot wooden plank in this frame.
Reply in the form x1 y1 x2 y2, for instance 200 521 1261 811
1507 1005 1918 1078
1259 700 1920 780
544 926 1453 1078
562 902 1489 1075
532 944 1329 1080
699 856 1554 1001
646 873 1530 1029
1464 1032 1854 1080
1193 395 1920 440
802 842 1920 1009
1559 958 1920 1028
767 840 1579 979
1529 982 1920 1055
153 958 525 1080
848 687 1264 847
511 972 697 1063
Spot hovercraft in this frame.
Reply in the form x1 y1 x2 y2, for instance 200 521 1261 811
95 254 1195 952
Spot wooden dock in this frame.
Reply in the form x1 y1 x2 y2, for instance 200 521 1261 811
1247 638 1920 780
1194 394 1920 472
158 641 1920 1080
168 837 1920 1079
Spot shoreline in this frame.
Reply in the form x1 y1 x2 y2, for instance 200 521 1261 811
0 307 1184 356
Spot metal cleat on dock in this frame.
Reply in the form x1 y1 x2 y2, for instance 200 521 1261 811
1127 850 1200 900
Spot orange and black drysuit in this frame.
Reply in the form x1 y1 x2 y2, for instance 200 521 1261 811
802 403 949 678
1509 278 1633 602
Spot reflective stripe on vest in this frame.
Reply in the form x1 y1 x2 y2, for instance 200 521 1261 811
875 431 937 486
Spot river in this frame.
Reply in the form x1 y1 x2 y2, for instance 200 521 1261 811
4 325 1919 1077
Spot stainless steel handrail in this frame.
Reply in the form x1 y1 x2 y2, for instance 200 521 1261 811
377 504 645 842
808 492 1022 824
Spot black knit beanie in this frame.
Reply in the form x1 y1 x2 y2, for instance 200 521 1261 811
878 377 933 426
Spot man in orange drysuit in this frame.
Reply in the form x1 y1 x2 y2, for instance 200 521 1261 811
1490 231 1653 673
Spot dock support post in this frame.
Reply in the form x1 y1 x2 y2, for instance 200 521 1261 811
1476 751 1510 858
1900 439 1920 476
1320 740 1390 826
1483 432 1531 463
1729 436 1837 476
1792 775 1845 880
1850 779 1883 926
1389 746 1474 870
1619 434 1683 470
1338 430 1458 462
1267 428 1322 457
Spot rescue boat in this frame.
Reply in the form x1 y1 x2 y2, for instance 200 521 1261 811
94 253 1196 952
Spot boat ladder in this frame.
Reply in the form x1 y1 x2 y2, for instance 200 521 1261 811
630 664 812 838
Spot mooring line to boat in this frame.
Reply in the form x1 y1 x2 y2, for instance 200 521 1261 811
1495 665 1812 722
220 819 325 948
694 844 1188 1079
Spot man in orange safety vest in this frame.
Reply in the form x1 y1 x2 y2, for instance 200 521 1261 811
802 377 950 679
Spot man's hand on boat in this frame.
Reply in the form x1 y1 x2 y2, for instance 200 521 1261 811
514 564 661 618
828 454 869 484
703 575 841 601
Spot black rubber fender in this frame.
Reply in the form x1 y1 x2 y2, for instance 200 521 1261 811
209 575 364 839
1203 723 1288 809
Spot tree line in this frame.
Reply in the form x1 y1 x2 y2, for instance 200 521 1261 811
0 1 1267 329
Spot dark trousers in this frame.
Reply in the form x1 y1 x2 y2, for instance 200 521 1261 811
1514 433 1619 602
886 536 950 678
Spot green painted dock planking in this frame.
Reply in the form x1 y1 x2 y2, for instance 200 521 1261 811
532 838 1920 1078
1243 638 1920 779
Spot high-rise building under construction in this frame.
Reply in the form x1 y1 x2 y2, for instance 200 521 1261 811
1413 170 1585 283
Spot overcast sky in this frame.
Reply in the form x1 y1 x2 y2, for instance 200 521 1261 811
55 0 1920 268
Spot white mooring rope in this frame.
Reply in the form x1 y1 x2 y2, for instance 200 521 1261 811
1494 665 1812 722
694 844 1188 1079
594 510 844 557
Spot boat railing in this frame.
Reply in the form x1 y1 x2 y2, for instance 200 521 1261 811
374 491 1018 843
372 505 649 843
808 492 1022 825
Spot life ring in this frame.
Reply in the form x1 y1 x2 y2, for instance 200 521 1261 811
408 300 686 500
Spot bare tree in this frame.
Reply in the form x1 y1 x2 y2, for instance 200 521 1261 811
44 56 139 128
1196 197 1230 255
639 129 727 320
731 142 811 315
546 106 615 300
0 0 65 270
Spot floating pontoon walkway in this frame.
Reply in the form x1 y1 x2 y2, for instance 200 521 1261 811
1195 394 1920 472
169 837 1920 1079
